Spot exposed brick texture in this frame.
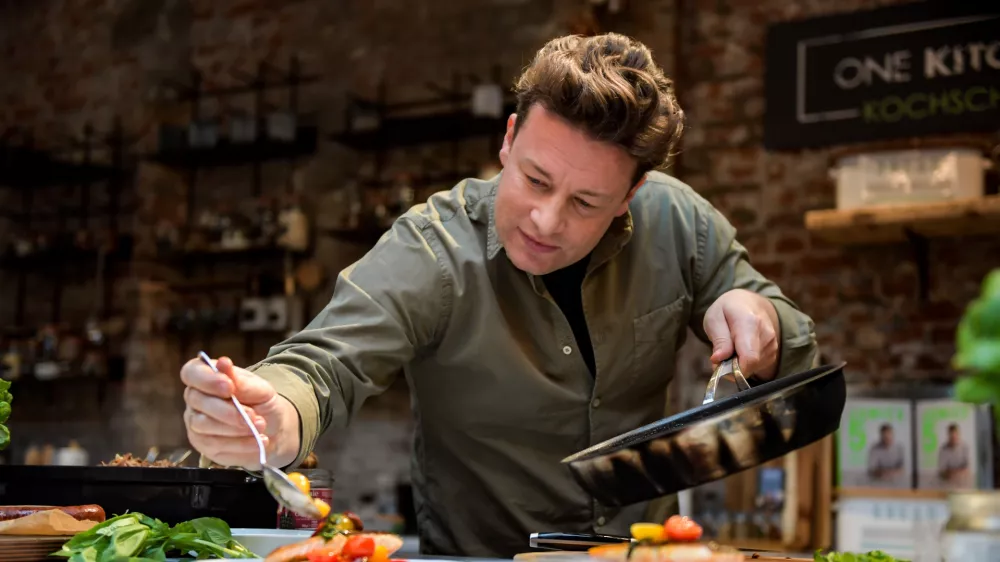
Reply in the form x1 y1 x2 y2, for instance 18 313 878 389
2 0 998 506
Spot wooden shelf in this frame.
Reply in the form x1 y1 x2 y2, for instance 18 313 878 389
835 487 950 501
145 126 318 169
329 104 514 151
805 196 1000 245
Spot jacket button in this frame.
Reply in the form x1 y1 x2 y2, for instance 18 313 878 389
596 516 606 526
562 345 572 355
592 398 601 408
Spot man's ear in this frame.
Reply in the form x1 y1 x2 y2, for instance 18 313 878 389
615 173 646 216
499 113 517 166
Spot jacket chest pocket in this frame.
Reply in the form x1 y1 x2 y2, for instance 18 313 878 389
631 295 688 386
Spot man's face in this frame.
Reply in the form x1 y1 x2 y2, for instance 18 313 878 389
948 428 960 446
881 427 894 446
494 104 641 276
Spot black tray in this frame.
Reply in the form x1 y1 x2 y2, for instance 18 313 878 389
0 465 278 528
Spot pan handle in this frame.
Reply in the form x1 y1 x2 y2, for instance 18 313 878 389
529 532 633 551
702 356 751 404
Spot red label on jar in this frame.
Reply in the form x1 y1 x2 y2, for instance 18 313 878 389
277 487 333 530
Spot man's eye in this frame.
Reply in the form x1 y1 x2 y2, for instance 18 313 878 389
526 175 542 186
576 198 595 209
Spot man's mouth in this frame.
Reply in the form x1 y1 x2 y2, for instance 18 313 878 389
518 229 559 253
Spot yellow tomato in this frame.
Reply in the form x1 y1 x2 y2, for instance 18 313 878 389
313 498 331 518
370 544 390 562
287 472 310 495
630 522 666 542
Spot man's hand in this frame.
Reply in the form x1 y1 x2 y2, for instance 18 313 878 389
703 289 781 380
181 356 300 470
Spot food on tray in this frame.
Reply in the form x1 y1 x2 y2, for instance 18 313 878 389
0 378 12 451
588 516 744 562
52 512 256 560
100 452 183 467
286 471 334 518
0 504 106 523
265 508 402 562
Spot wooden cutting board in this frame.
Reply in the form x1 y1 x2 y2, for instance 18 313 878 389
513 551 810 561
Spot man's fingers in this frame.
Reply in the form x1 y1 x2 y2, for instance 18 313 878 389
733 312 762 375
703 306 734 362
180 358 235 398
185 407 265 437
186 433 270 470
184 387 266 431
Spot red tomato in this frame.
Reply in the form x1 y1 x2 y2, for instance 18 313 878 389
664 515 703 542
342 536 376 560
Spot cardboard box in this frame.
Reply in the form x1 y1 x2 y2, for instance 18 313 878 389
915 399 994 490
837 398 913 489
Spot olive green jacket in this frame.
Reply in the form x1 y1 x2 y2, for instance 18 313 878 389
249 171 818 558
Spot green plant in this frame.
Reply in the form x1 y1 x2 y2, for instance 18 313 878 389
953 268 1000 433
0 378 11 451
52 513 256 561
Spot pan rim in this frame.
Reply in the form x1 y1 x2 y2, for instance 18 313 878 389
561 361 847 464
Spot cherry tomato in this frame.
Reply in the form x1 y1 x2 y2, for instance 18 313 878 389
313 498 331 518
663 515 703 542
630 522 666 542
369 544 390 562
287 472 311 495
342 535 376 560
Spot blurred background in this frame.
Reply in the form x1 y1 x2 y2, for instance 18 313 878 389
0 0 998 559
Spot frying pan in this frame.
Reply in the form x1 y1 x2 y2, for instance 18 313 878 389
561 358 847 507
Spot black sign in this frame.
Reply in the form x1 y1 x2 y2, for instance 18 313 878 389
764 2 1000 150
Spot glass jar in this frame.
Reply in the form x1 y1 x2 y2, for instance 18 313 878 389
941 490 1000 561
276 468 334 530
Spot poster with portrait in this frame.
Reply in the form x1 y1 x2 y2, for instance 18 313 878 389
837 398 914 489
916 399 993 490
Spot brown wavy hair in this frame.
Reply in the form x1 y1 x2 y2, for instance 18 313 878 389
513 33 685 184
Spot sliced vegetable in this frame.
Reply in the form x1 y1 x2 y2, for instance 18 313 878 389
629 522 666 542
663 515 702 542
287 472 311 495
342 535 375 560
305 546 340 562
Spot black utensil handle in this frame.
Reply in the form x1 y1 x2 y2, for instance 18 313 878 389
529 532 632 551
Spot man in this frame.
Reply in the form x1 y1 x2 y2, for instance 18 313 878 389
937 423 970 487
867 424 906 485
180 33 818 557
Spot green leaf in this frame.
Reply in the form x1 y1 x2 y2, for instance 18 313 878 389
982 269 1000 299
110 524 150 559
0 379 9 392
188 517 233 544
0 401 10 423
954 340 1000 373
954 376 1000 404
967 297 1000 339
0 424 9 451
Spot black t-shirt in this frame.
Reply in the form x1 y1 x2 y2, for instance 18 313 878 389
541 255 596 377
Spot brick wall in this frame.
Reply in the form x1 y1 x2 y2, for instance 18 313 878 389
1 0 997 504
675 0 1000 386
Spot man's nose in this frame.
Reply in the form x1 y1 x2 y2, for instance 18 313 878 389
530 198 563 236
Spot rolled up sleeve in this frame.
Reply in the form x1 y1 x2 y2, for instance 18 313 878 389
248 217 452 467
687 201 819 380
